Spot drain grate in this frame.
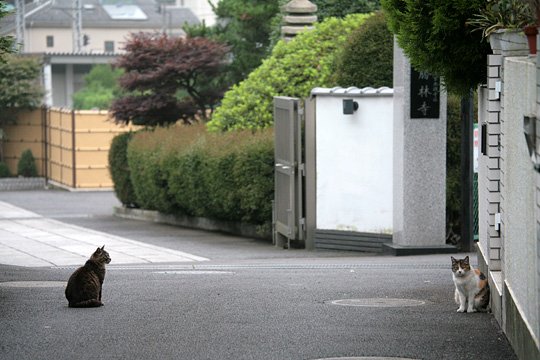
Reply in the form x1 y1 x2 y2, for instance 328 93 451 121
0 281 65 288
328 298 426 308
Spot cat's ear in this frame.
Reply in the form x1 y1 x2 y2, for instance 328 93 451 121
101 245 105 250
451 256 457 264
464 256 469 264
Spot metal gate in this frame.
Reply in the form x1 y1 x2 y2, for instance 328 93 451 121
273 97 304 248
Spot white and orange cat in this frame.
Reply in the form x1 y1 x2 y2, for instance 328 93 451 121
451 256 490 313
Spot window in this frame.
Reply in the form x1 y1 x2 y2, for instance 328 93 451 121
46 36 54 48
104 41 114 53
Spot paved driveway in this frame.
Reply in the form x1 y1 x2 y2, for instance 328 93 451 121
0 190 519 360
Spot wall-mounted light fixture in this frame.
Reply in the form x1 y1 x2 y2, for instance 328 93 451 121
343 99 358 115
523 115 540 172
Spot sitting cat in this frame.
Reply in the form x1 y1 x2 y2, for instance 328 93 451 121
451 256 490 313
65 246 111 308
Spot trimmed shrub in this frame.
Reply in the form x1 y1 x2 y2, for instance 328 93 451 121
207 13 370 132
128 147 173 213
0 161 11 178
334 11 393 88
165 140 210 217
17 149 38 177
126 125 274 227
109 132 138 207
232 136 274 224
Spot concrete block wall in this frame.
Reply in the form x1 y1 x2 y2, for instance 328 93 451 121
485 54 503 272
480 54 540 360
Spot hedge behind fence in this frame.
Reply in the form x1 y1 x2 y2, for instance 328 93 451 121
123 125 274 228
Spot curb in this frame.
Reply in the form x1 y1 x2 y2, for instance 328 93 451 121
113 206 272 241
0 177 47 191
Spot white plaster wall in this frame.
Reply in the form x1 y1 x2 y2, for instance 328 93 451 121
315 94 393 234
502 57 539 341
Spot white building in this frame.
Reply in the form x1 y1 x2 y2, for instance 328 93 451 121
0 0 216 107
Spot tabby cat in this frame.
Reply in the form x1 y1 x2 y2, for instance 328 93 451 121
65 246 111 308
451 256 490 313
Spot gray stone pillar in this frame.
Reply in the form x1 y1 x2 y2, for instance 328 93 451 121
384 39 455 255
281 0 317 41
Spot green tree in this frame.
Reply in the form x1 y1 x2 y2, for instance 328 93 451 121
381 0 491 96
73 64 123 110
314 0 380 20
211 0 281 85
0 1 15 62
0 55 43 162
111 33 229 127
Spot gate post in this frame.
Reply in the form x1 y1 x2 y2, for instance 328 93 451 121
386 39 455 255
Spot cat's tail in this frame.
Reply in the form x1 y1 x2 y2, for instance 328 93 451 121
68 299 103 308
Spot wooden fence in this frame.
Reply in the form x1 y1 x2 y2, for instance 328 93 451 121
3 108 136 189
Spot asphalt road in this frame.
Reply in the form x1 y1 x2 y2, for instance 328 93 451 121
0 190 518 360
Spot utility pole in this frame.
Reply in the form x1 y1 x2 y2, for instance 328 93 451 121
72 0 82 52
15 0 25 51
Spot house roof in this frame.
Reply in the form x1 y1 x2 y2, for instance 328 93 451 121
0 0 200 34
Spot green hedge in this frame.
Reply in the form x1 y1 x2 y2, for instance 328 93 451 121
126 125 274 227
207 13 370 131
109 132 138 207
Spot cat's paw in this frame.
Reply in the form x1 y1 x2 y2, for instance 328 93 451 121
457 307 466 313
467 308 477 313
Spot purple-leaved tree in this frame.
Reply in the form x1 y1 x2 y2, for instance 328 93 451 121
111 32 229 127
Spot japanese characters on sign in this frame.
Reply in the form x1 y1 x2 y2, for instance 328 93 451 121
410 66 440 119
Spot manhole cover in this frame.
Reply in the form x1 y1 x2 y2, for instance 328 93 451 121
329 298 426 307
0 281 66 288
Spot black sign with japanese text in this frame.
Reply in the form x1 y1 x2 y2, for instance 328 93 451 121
410 66 440 119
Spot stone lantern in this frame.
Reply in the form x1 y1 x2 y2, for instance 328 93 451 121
281 0 317 41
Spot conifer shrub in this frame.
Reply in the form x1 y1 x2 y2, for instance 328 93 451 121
207 13 370 132
0 161 11 178
17 149 38 177
108 132 138 207
334 11 393 88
